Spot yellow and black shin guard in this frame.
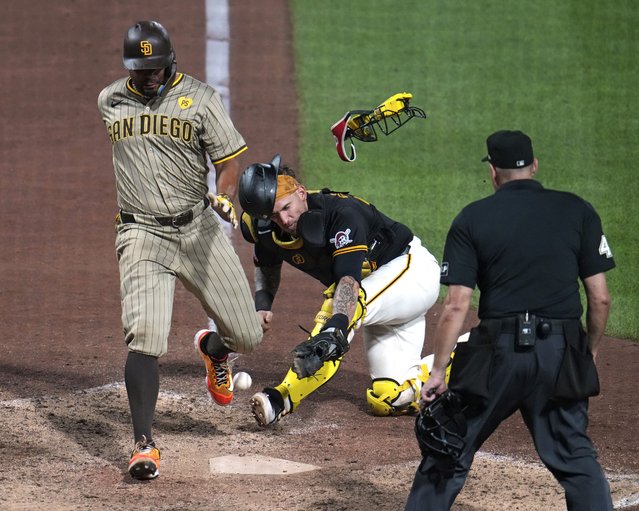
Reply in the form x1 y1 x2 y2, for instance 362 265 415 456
274 359 342 413
272 284 367 413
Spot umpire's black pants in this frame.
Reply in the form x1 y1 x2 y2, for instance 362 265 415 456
404 332 613 511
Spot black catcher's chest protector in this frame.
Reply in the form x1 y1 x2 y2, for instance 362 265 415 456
240 189 412 286
240 212 335 286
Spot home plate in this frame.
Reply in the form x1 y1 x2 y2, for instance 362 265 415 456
209 454 320 475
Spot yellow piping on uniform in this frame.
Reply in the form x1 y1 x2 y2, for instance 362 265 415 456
213 145 248 165
367 254 411 306
126 79 143 96
351 195 371 205
333 245 368 257
125 73 184 97
171 73 184 86
271 232 304 250
241 212 258 242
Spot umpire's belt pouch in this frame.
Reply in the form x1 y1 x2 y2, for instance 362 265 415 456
447 321 498 406
552 320 600 402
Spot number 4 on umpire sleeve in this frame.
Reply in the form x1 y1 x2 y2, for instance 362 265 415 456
599 235 613 258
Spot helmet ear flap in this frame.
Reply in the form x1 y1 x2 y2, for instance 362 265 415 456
270 153 281 170
239 155 281 218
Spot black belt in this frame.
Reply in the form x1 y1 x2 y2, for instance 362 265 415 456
492 316 573 335
120 197 209 228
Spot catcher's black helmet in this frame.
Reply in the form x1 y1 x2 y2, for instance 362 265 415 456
123 21 175 70
239 154 281 219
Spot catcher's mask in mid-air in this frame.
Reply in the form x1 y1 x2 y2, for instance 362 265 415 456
330 92 427 162
239 154 281 219
123 20 176 71
414 390 467 478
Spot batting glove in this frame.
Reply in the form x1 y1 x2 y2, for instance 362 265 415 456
208 193 238 229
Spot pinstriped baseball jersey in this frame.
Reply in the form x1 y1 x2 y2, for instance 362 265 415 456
98 71 261 358
98 73 246 216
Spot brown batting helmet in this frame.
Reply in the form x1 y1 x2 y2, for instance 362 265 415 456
123 21 175 70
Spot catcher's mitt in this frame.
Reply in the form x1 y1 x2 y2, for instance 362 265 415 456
414 390 467 478
292 327 349 379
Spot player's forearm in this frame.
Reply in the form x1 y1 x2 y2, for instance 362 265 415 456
255 264 281 311
316 276 360 336
331 276 360 324
214 157 242 201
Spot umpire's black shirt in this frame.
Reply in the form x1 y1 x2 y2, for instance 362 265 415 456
440 179 615 319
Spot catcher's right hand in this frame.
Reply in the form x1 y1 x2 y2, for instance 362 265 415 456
257 310 273 332
292 327 349 378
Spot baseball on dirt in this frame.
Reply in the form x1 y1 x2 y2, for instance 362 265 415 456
233 371 252 390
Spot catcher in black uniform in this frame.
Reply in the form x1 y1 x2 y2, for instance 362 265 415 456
237 155 445 427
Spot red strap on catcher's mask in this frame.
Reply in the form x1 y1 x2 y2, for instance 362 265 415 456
331 112 357 163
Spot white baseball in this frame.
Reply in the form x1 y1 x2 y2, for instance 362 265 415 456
233 371 252 390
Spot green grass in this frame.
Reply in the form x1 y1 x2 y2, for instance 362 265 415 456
289 0 639 340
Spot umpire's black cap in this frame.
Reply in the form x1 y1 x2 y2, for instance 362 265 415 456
482 130 534 169
123 21 175 70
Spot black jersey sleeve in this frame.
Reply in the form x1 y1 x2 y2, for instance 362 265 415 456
578 201 616 278
333 250 367 284
326 204 369 283
440 210 478 289
254 242 283 268
241 214 284 268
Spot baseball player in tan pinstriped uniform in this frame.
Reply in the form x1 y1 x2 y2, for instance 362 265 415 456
97 21 262 480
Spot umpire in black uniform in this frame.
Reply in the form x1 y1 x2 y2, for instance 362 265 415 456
405 130 615 510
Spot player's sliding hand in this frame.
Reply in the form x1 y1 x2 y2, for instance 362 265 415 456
209 193 238 229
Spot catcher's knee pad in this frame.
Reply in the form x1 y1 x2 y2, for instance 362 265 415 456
366 378 420 417
275 359 342 412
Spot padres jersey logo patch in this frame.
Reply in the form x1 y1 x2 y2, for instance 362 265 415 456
330 228 353 249
292 254 305 265
178 97 193 110
140 41 153 55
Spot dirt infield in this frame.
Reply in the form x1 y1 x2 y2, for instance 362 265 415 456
0 1 637 510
